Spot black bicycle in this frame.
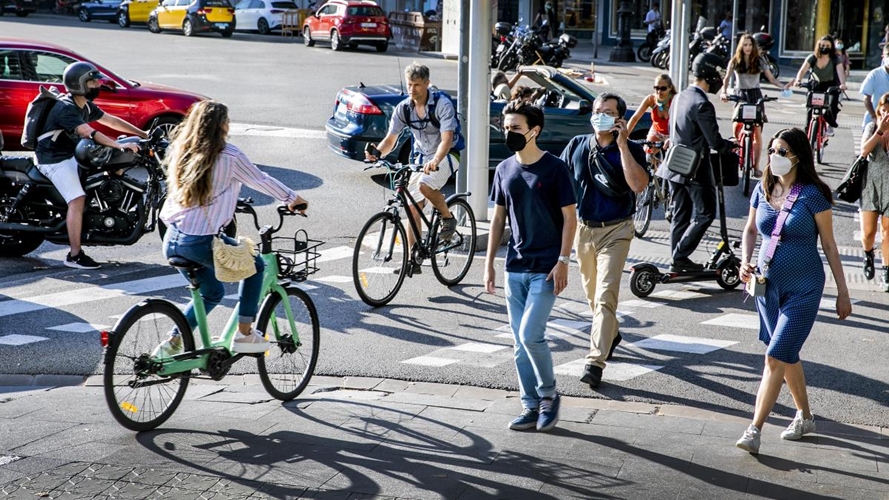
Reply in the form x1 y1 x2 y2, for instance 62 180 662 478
352 158 478 307
727 94 777 196
633 140 671 238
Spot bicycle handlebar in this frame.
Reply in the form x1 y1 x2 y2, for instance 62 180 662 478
363 158 425 173
235 197 307 234
726 95 778 106
798 80 840 93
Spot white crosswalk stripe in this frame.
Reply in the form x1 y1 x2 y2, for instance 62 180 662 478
45 322 109 333
701 313 760 330
0 335 48 346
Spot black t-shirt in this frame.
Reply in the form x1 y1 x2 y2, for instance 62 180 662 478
490 152 576 274
35 96 104 165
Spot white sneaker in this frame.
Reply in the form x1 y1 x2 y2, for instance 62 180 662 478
232 330 270 354
825 126 835 137
780 410 816 440
736 424 761 454
150 335 183 359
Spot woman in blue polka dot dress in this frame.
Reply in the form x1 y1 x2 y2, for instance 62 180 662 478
735 127 852 454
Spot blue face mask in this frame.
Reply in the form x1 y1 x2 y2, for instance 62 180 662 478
590 113 616 133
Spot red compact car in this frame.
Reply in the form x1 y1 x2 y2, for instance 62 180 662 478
0 38 208 152
303 0 390 52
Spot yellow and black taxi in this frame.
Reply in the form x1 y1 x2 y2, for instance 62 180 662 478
117 0 157 27
148 0 236 37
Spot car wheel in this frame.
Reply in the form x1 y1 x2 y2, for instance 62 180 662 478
303 26 314 46
330 29 343 51
183 18 194 37
148 116 182 140
257 17 270 35
15 11 28 17
148 15 161 33
376 40 388 53
118 10 130 27
78 8 90 22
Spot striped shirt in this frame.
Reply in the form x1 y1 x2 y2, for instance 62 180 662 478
160 144 298 235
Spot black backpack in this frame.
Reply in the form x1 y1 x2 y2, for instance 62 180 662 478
20 86 64 150
400 90 466 152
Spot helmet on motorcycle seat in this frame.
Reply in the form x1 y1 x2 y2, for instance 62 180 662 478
63 62 107 96
559 33 578 48
75 138 137 170
700 27 717 41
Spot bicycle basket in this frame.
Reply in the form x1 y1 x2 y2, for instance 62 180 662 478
732 104 762 123
807 92 827 108
271 229 323 282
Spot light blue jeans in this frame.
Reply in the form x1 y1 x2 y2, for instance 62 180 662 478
504 271 557 410
162 224 265 331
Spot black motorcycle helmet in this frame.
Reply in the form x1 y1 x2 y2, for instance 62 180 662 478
74 139 137 170
692 52 725 94
63 62 107 96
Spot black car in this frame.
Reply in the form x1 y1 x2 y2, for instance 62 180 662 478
326 66 652 168
78 0 122 22
0 0 37 17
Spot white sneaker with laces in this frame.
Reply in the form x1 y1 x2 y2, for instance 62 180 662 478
232 330 270 354
736 424 761 454
150 335 183 359
780 410 816 440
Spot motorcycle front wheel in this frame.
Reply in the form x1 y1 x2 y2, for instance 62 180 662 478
637 44 652 62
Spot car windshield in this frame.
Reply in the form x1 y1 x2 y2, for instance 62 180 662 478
521 71 589 109
203 0 231 6
347 6 383 16
271 1 296 7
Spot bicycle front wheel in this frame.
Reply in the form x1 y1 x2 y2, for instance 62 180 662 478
432 198 477 286
742 135 753 197
633 183 654 238
353 212 408 307
103 300 195 431
256 287 320 401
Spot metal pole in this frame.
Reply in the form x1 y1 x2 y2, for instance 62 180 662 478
729 0 739 67
678 0 690 89
668 0 683 88
456 0 470 194
467 0 491 221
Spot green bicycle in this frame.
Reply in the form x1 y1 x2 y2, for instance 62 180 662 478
102 201 322 431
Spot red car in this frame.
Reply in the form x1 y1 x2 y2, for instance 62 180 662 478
0 38 207 152
303 0 390 52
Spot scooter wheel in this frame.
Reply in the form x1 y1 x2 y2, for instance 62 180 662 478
717 260 742 290
630 268 657 298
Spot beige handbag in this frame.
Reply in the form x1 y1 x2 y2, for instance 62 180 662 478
212 235 258 282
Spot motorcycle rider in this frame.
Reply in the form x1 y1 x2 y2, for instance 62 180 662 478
35 62 148 269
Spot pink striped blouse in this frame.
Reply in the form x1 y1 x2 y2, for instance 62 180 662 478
160 144 298 235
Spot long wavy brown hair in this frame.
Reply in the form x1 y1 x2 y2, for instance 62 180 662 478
165 100 229 208
763 128 833 204
731 34 762 74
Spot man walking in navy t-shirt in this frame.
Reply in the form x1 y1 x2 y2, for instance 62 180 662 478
484 101 577 432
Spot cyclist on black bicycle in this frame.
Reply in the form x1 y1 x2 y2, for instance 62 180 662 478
155 101 309 357
365 63 460 275
720 33 789 178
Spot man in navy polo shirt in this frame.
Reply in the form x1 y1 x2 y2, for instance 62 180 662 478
560 92 649 389
485 101 576 432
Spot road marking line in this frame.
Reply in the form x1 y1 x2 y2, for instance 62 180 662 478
401 356 460 367
853 230 881 243
316 246 354 264
227 122 327 140
631 334 738 354
651 289 709 300
449 342 509 353
700 313 759 330
819 297 860 310
312 275 352 283
553 358 663 381
0 335 49 346
46 322 109 333
0 274 186 318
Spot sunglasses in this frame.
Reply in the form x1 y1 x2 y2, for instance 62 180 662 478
653 86 670 92
767 147 795 157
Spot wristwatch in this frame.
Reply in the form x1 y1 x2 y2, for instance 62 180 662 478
558 255 570 266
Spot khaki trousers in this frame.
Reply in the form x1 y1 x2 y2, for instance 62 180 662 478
575 219 634 368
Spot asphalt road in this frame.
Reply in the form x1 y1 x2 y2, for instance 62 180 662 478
1 15 887 428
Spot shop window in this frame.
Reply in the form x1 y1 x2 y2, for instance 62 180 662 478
782 0 817 54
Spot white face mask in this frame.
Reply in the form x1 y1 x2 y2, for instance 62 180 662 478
769 154 794 176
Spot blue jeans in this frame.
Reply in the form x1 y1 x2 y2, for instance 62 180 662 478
162 225 265 331
504 271 557 409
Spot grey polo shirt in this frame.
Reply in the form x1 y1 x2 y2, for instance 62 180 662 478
388 91 457 157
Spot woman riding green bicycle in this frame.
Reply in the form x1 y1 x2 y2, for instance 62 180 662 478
156 100 309 357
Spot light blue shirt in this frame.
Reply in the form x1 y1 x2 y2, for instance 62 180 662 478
388 90 457 157
860 66 889 128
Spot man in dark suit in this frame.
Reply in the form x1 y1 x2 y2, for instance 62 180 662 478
662 52 736 272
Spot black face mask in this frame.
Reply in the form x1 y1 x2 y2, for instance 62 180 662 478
84 88 100 100
705 77 723 95
505 129 534 153
819 47 832 55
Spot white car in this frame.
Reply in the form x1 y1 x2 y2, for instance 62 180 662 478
234 0 296 34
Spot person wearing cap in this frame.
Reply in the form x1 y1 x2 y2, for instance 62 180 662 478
662 52 736 272
35 62 149 269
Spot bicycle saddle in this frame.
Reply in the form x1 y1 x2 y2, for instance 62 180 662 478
168 256 203 271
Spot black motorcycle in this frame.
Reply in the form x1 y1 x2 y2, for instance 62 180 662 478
497 24 576 72
637 25 666 63
0 128 169 257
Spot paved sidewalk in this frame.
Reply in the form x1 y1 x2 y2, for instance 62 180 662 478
1 376 887 499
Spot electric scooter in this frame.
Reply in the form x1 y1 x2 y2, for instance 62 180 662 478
628 152 743 297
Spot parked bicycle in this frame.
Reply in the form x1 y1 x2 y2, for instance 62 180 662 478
353 156 477 307
633 140 672 238
102 200 322 431
727 94 777 196
800 80 839 165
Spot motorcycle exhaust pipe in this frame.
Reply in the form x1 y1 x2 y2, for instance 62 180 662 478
0 220 66 234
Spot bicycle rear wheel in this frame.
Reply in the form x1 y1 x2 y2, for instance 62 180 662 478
809 118 821 165
103 300 195 431
633 183 654 238
256 287 320 401
432 198 477 286
353 212 408 307
742 134 753 197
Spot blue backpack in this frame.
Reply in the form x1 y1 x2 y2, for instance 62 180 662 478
400 90 465 152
